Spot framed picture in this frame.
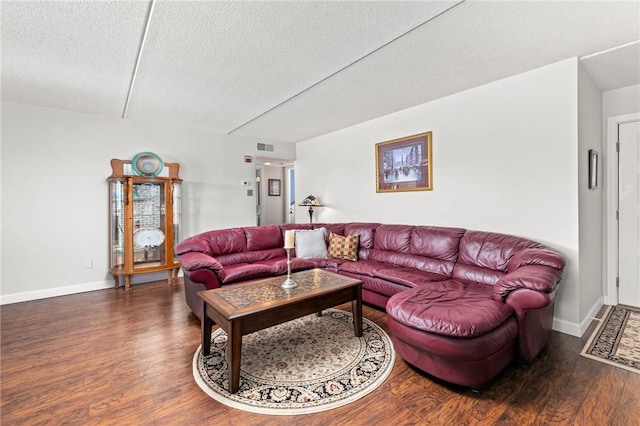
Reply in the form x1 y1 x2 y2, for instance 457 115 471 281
589 149 598 189
375 131 433 193
268 179 281 196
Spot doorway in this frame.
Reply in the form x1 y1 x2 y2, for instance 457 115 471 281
605 113 640 307
255 157 295 226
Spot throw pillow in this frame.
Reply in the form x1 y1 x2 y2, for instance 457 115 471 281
328 232 360 261
294 228 328 259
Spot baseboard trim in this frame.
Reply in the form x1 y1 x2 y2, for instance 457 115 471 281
579 296 605 337
0 280 115 305
552 296 605 338
1 270 183 305
552 318 581 337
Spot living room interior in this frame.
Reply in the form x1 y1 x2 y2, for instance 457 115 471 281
2 1 639 423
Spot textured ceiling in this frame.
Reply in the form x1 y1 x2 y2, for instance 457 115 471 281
2 1 639 143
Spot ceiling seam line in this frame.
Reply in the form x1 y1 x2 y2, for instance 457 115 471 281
227 0 466 136
580 39 640 60
122 0 156 119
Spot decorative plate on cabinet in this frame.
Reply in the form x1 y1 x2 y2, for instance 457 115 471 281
132 152 163 176
134 228 165 247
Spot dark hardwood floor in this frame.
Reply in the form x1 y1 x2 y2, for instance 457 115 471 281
1 279 638 425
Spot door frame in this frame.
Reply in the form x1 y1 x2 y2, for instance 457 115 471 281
605 112 640 305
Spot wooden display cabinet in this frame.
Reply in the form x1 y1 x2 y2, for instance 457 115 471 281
108 158 182 290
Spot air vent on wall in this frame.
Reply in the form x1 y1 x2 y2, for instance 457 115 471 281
257 143 274 152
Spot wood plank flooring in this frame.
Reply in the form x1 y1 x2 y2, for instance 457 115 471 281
1 279 638 425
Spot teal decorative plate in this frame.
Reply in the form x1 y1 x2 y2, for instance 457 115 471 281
132 152 163 176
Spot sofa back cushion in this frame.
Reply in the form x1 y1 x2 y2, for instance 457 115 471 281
454 230 540 285
374 225 413 252
203 228 247 256
313 223 346 239
458 231 539 271
344 223 380 251
410 226 465 262
244 225 282 251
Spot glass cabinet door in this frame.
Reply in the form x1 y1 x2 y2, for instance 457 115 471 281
110 180 125 272
132 180 166 270
172 182 182 263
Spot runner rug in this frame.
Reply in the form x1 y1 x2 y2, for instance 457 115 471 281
581 304 640 374
192 309 395 415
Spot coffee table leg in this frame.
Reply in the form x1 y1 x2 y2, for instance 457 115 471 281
227 320 243 394
202 302 213 356
352 286 363 337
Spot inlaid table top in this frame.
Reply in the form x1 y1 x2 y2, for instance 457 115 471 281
199 268 362 317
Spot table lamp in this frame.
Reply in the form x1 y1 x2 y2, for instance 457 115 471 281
299 195 324 224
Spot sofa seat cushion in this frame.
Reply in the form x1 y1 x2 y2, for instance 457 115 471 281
217 248 284 266
387 281 514 338
220 263 274 284
338 259 390 277
358 275 417 297
375 267 449 288
308 258 345 270
259 258 315 276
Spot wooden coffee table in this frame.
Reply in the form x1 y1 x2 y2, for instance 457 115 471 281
198 268 363 394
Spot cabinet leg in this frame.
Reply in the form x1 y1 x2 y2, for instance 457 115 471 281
112 274 119 289
167 269 173 284
125 275 131 291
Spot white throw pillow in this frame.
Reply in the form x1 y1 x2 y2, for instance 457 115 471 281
294 228 328 259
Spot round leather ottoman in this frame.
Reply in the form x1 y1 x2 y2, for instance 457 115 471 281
386 282 518 388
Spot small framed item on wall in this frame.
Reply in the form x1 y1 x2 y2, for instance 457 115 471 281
268 178 281 196
588 149 598 189
376 131 433 192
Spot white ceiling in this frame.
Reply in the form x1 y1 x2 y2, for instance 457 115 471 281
2 1 639 143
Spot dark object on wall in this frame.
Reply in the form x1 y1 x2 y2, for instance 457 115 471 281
589 149 599 189
268 179 281 196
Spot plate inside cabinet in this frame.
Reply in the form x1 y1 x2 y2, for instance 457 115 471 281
134 228 165 247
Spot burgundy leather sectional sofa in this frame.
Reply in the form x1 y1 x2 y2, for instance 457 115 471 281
175 222 566 388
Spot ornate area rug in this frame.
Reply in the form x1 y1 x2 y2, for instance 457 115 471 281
581 305 640 374
192 309 395 415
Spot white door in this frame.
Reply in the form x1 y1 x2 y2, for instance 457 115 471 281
619 120 640 307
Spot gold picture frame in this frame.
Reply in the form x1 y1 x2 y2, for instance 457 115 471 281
375 132 433 192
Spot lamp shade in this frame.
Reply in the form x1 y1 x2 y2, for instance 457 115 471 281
299 195 324 207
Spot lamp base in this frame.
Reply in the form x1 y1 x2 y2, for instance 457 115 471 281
308 206 314 224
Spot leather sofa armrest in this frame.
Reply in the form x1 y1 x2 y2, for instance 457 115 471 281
507 247 566 271
178 251 225 277
493 264 564 301
175 236 211 256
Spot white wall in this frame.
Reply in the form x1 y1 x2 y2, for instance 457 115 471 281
577 63 604 326
296 58 582 333
603 84 640 119
0 102 295 302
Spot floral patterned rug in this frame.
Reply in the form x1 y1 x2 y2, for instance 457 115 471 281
192 309 395 415
581 305 640 374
